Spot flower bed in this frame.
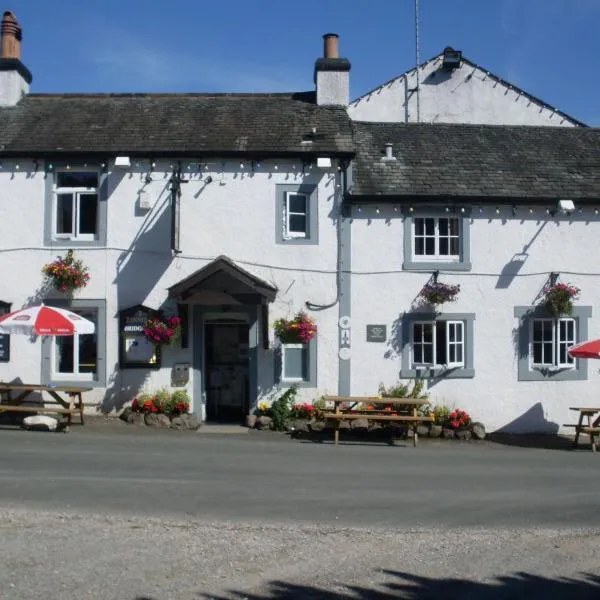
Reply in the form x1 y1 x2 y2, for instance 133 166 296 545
121 389 199 430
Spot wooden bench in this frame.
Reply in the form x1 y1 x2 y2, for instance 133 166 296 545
322 396 433 447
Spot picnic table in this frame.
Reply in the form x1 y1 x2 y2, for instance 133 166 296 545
322 396 433 446
566 407 600 452
0 383 91 428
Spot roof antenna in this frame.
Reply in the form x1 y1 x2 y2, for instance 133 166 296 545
414 0 421 122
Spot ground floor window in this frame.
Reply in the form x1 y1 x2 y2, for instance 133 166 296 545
42 299 106 387
276 338 317 387
514 305 591 381
400 312 475 379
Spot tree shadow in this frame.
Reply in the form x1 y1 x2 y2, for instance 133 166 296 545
192 569 600 600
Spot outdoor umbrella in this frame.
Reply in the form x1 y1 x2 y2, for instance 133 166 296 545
568 339 600 360
0 304 95 336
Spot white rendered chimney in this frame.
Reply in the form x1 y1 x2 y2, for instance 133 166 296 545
0 11 31 106
314 33 351 106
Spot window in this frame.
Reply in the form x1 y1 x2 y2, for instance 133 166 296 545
276 338 317 387
400 312 475 379
412 320 464 369
45 162 108 247
275 184 318 245
285 192 308 238
282 343 308 381
54 171 99 240
515 306 591 381
53 308 98 380
403 209 471 271
531 318 575 368
42 299 106 387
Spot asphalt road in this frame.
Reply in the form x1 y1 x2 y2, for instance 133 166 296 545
0 426 599 528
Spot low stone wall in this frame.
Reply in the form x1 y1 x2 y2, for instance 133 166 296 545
120 407 201 430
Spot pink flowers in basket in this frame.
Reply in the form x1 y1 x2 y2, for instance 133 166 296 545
542 282 580 316
143 315 182 346
274 311 317 344
42 249 90 292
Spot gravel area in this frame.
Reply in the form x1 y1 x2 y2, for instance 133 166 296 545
1 507 599 600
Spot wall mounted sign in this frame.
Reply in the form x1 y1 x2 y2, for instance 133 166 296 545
118 304 161 369
338 315 351 360
0 301 11 362
366 324 387 343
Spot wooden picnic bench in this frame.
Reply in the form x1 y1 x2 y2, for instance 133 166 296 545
322 396 433 447
564 407 600 452
0 383 91 428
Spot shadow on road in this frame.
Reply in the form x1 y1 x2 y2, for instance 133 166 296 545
486 432 581 451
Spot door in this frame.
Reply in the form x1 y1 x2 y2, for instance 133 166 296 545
204 322 250 422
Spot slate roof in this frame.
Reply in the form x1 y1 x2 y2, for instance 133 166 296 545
0 92 354 156
349 122 600 201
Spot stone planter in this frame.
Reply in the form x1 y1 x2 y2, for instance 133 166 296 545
245 414 257 429
416 424 430 437
255 416 273 430
429 424 443 438
455 429 472 441
442 427 456 439
471 422 486 440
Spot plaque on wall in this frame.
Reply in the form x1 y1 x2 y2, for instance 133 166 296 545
0 301 12 362
118 305 161 369
366 324 387 343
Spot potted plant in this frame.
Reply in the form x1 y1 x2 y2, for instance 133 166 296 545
542 282 580 316
142 315 182 346
419 281 460 308
274 311 317 344
42 249 90 293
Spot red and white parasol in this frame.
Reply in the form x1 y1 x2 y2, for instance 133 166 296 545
0 304 95 336
568 339 600 360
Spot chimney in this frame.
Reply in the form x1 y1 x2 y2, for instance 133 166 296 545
0 11 31 106
314 33 351 106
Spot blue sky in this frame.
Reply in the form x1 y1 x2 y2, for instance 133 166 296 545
13 0 600 124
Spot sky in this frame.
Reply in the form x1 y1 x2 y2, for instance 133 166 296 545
11 0 600 125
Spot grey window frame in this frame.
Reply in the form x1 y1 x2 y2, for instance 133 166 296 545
41 299 107 388
44 161 108 247
400 312 475 379
514 305 591 381
403 207 471 271
275 337 317 387
275 184 318 245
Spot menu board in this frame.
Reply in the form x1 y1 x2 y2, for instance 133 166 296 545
118 305 161 369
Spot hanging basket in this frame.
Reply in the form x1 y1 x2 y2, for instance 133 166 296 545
274 311 317 344
542 283 580 316
419 282 460 307
41 249 90 293
143 315 182 346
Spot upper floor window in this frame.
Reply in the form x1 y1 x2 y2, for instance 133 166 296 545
285 192 309 239
54 171 99 241
275 184 318 245
45 162 108 248
403 209 471 271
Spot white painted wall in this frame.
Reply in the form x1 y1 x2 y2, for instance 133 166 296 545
350 204 600 433
0 159 342 415
348 57 579 126
0 71 29 106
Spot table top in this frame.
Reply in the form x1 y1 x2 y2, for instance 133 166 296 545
323 396 430 406
570 407 600 413
0 383 92 393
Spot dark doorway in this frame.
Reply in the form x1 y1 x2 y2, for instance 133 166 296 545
205 322 250 423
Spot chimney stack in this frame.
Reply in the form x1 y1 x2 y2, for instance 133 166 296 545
0 10 31 106
1 11 21 59
314 33 351 106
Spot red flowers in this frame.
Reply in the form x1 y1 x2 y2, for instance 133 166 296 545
274 311 317 344
143 315 182 345
448 409 471 429
131 391 190 416
42 249 90 292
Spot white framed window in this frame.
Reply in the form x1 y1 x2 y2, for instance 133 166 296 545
413 217 460 261
281 343 309 382
531 318 576 369
52 308 98 381
53 170 99 241
284 192 308 239
412 320 465 369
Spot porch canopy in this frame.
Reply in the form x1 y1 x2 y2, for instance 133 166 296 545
168 256 277 349
168 255 277 305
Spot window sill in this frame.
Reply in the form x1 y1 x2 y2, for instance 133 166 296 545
403 260 472 272
401 366 475 379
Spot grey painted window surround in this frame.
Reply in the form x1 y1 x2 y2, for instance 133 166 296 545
275 184 318 245
400 312 475 379
275 338 317 387
44 161 108 247
514 305 591 381
41 299 107 388
402 207 472 271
